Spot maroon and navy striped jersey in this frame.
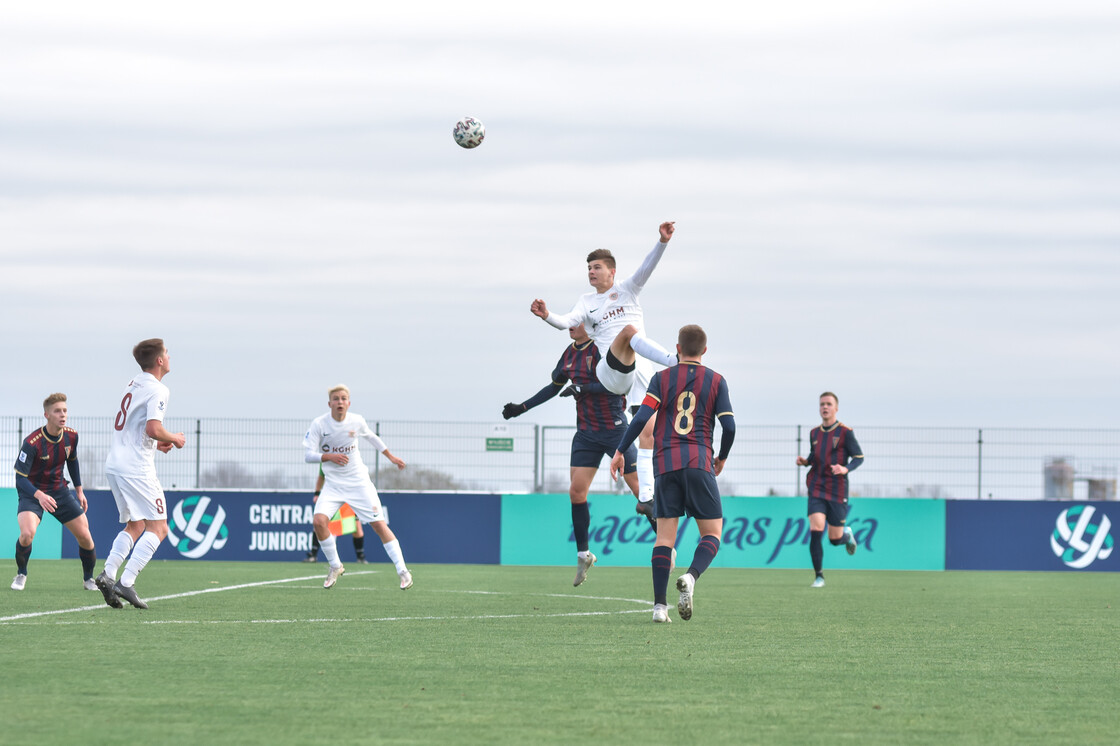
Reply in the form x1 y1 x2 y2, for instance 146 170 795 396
14 426 80 492
804 422 863 503
642 362 733 475
552 340 627 431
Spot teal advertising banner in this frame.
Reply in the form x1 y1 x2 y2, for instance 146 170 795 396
1 487 63 559
501 494 945 571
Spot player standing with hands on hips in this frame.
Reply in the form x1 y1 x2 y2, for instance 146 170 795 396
303 385 413 590
611 324 735 623
96 339 186 610
531 221 680 516
797 392 863 588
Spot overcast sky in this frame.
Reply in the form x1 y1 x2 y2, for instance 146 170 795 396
2 0 1117 430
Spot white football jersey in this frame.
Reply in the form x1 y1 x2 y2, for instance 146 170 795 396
547 240 667 359
105 372 170 477
303 412 387 489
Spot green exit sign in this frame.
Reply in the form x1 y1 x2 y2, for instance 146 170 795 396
486 437 514 452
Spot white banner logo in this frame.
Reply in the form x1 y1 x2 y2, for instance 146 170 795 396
1050 505 1114 569
167 495 229 558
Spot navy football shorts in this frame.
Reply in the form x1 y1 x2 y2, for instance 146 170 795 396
570 429 636 472
17 486 85 524
654 468 722 520
807 495 849 527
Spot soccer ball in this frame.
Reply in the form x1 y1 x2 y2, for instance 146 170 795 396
453 116 485 149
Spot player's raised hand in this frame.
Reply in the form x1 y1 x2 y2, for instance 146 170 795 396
530 299 549 319
609 451 625 480
659 221 675 242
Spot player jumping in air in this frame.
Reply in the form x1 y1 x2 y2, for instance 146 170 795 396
502 323 654 586
531 221 679 512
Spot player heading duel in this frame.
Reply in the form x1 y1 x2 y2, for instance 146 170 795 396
531 221 679 508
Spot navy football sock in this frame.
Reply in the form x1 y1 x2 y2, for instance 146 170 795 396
809 530 824 574
571 502 590 553
353 534 365 559
15 540 32 575
829 534 846 546
688 535 721 578
79 547 97 580
651 545 674 606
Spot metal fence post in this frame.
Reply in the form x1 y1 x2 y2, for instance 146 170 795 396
374 421 381 483
18 417 22 446
195 419 201 489
795 424 802 496
533 424 540 492
977 428 983 499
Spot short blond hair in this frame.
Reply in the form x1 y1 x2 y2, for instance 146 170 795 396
328 384 350 398
43 393 67 411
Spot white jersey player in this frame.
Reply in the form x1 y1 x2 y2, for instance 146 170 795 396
302 384 413 590
95 338 186 611
530 221 679 506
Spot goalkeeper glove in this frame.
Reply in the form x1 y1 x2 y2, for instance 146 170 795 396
502 402 527 420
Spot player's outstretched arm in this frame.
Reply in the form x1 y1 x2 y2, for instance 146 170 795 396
504 382 564 419
383 450 406 470
627 223 675 290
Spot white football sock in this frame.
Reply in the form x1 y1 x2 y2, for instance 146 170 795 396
637 448 655 503
103 531 134 579
119 532 162 587
319 533 342 568
382 539 407 574
629 334 676 368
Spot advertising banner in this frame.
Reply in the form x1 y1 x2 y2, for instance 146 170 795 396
500 494 945 570
63 490 501 565
946 500 1117 572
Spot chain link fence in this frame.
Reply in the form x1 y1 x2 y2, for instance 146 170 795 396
2 416 1117 500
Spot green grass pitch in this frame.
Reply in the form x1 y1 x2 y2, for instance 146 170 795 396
1 561 1116 745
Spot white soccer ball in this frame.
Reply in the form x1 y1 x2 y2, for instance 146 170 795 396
453 116 485 149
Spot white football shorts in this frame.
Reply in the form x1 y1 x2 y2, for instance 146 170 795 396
315 482 385 524
596 356 652 403
106 472 168 523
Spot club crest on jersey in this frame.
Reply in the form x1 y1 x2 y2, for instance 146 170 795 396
832 437 840 448
65 446 72 459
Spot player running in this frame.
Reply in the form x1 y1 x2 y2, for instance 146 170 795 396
302 385 412 590
12 393 98 592
531 221 679 510
611 325 735 623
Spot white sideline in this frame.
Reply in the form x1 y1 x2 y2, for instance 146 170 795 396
0 572 374 623
0 574 653 624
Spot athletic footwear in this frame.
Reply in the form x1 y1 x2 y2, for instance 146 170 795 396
355 557 369 565
83 578 98 591
635 500 657 530
652 603 672 623
676 573 695 621
11 574 26 591
399 570 414 590
811 576 825 588
95 571 124 609
323 564 345 589
573 552 597 587
301 553 318 563
113 582 149 609
845 527 857 555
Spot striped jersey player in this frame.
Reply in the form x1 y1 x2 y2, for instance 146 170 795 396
796 391 864 587
11 393 98 592
611 324 735 623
